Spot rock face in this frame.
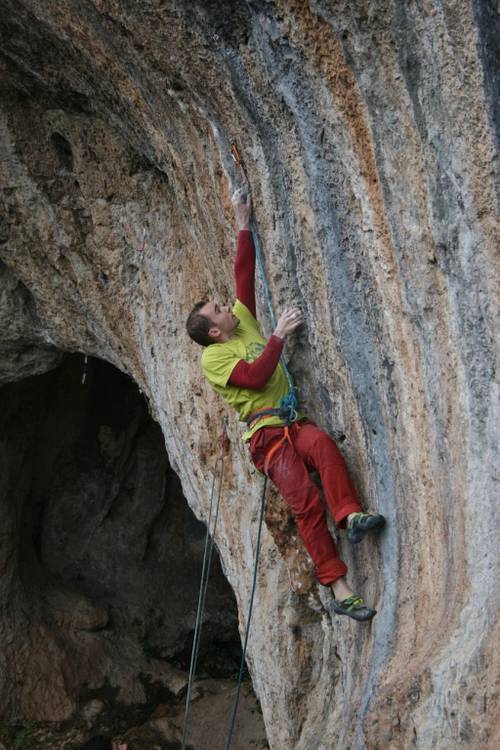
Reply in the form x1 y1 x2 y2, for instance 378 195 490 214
0 2 498 749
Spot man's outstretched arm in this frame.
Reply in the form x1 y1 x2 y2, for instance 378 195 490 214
229 187 303 389
232 188 256 316
235 230 256 316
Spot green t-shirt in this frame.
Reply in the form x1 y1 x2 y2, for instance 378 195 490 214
201 300 289 441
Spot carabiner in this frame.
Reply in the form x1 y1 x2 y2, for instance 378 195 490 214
230 143 242 166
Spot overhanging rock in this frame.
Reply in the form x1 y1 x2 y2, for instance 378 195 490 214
0 2 498 748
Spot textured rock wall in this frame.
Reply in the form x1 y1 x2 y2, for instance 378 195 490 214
0 2 498 749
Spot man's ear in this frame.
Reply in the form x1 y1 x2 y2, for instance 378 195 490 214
208 326 220 340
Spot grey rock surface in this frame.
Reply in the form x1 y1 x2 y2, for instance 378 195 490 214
0 260 62 383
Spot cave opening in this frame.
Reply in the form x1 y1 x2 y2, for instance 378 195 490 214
0 353 264 746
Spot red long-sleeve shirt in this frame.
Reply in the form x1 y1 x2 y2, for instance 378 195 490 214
229 230 283 389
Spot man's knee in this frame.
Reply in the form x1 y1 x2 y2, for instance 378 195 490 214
308 428 342 459
294 502 327 525
280 484 325 520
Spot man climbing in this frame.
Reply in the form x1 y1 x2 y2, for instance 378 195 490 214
186 188 384 622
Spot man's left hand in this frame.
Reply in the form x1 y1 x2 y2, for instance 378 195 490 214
232 187 252 230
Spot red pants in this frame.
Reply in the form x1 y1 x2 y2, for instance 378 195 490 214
249 421 361 585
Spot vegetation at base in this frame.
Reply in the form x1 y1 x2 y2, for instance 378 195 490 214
13 724 36 750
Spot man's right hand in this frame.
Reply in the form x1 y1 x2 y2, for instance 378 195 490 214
273 307 304 340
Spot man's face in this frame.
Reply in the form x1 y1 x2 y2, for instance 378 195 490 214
200 301 239 340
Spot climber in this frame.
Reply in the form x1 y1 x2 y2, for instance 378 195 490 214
186 188 385 622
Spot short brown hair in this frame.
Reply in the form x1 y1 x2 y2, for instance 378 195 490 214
186 301 214 346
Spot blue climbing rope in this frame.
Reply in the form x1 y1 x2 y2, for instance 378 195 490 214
231 144 298 422
251 222 298 424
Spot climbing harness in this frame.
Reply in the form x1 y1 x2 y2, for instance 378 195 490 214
246 410 304 476
246 402 298 429
263 423 302 477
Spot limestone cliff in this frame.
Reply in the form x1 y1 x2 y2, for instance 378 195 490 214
0 2 498 749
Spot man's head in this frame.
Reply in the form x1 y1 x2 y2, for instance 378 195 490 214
186 300 239 346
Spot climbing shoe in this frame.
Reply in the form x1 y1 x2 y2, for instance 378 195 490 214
347 512 385 544
330 595 376 622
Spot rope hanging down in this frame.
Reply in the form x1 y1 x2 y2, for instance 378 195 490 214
180 424 227 750
180 421 267 750
224 477 267 750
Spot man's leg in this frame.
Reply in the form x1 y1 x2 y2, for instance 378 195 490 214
250 425 377 622
249 426 347 585
292 421 362 527
292 422 385 545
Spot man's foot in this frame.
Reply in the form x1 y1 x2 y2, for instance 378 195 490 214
330 595 376 622
347 512 385 544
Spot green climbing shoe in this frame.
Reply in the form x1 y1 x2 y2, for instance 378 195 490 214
347 512 385 544
330 595 376 622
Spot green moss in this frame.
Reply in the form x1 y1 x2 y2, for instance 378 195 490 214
13 722 37 750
